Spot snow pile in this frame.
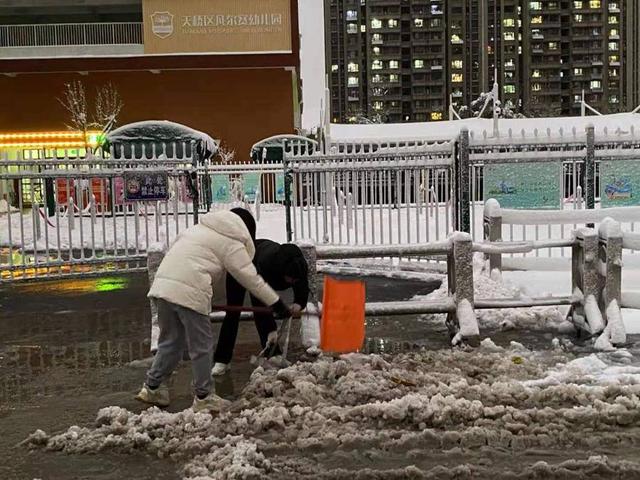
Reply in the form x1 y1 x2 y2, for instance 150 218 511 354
24 345 640 479
418 254 574 333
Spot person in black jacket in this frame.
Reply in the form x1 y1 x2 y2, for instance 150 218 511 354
212 239 309 375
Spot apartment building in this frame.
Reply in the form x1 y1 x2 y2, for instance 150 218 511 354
0 0 301 158
326 0 637 123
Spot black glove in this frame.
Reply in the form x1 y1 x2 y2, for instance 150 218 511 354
271 299 291 320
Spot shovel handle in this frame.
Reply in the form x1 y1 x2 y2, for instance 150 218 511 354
211 304 273 314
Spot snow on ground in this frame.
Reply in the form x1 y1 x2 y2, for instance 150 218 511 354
23 345 640 479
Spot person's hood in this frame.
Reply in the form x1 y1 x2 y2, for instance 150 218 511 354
199 210 255 258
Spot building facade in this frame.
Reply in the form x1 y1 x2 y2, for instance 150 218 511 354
0 0 301 159
326 0 638 123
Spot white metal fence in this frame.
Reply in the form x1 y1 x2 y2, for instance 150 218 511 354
285 141 456 245
0 22 143 48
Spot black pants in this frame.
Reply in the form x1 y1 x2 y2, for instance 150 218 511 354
213 274 279 364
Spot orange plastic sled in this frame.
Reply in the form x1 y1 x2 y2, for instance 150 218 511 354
320 276 366 353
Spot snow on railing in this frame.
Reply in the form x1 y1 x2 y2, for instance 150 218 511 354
296 226 630 347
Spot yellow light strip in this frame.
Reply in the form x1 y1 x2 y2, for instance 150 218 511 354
0 130 102 141
0 141 91 148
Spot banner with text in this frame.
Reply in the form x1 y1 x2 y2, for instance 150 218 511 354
600 160 640 208
143 0 292 54
484 162 562 209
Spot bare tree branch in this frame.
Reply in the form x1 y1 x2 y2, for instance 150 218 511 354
58 80 89 136
92 82 123 135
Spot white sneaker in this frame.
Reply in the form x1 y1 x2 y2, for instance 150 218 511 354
135 383 170 407
211 362 230 376
192 393 231 414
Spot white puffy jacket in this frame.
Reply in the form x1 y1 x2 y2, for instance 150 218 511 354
148 210 279 315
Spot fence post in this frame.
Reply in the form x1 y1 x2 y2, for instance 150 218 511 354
297 242 318 303
284 158 293 242
483 199 502 272
569 228 603 335
598 218 626 344
32 202 41 240
447 232 479 345
68 196 75 230
585 124 595 226
457 128 471 233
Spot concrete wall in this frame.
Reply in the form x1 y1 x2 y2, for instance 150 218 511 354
0 67 296 160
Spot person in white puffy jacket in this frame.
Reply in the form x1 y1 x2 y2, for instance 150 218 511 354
135 208 290 413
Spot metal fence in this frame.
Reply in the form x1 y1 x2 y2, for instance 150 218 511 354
0 22 143 48
285 141 456 245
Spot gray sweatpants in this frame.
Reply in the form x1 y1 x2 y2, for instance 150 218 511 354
146 298 214 398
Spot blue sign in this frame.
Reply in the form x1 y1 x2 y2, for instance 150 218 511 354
275 173 285 202
600 160 640 208
211 175 230 203
484 162 562 209
124 171 169 202
243 173 260 202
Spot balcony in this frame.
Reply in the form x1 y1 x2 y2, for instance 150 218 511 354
0 22 143 58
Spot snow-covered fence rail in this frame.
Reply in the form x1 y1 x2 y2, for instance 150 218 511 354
284 142 455 246
483 199 640 267
0 150 199 282
298 230 627 346
621 231 640 311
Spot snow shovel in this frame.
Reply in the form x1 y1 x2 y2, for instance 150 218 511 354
257 314 293 361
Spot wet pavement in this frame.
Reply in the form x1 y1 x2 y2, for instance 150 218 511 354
0 273 440 480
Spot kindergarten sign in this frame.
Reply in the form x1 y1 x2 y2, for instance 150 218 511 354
600 160 640 208
484 162 562 209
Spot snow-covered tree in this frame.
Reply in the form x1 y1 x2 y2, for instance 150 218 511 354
58 80 124 148
463 91 525 119
216 143 236 164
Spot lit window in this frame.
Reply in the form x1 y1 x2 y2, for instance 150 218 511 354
348 76 359 86
609 67 618 77
414 59 425 69
451 60 463 69
609 15 618 24
414 18 424 28
430 18 442 28
574 1 583 7
610 29 618 37
346 10 358 20
609 2 619 10
373 101 384 111
574 14 583 22
431 112 443 121
531 16 543 24
389 60 399 69
371 74 382 83
609 95 619 104
590 80 601 89
371 18 382 29
331 64 339 72
451 73 463 83
451 34 463 43
504 31 515 41
372 33 383 44
548 42 559 50
609 55 619 63
504 85 516 94
608 41 618 51
389 74 399 82
388 19 398 28
532 69 541 78
504 60 515 68
361 25 366 33
589 0 600 7
532 83 542 91
347 62 359 72
503 18 515 27
347 23 358 34
373 47 380 54
574 95 582 103
574 67 583 75
530 2 542 10
372 60 383 70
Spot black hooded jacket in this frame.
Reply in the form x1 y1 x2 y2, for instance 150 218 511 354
253 239 309 307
